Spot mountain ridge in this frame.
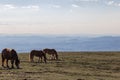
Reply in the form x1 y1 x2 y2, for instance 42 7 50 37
0 35 119 52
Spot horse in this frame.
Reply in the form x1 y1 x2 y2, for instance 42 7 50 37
43 48 58 60
1 48 20 69
29 50 47 63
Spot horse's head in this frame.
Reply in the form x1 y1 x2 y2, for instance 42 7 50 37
15 59 20 69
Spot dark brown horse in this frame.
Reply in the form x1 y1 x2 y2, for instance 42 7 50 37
1 48 20 69
43 48 58 60
29 50 46 63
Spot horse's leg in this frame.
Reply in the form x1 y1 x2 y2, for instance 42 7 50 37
54 54 57 60
2 59 4 67
6 59 9 68
42 54 47 63
38 57 40 63
55 54 58 60
53 54 55 60
31 55 34 62
51 54 54 60
48 54 51 60
11 60 14 68
43 56 46 63
41 56 43 62
50 54 52 60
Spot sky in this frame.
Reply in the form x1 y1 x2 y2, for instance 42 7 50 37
0 0 120 35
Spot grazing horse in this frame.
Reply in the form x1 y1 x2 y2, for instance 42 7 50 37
29 50 46 63
43 48 58 60
1 48 20 69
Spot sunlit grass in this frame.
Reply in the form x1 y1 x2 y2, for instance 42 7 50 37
0 52 120 80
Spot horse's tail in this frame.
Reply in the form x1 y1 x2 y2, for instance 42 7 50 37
29 51 33 62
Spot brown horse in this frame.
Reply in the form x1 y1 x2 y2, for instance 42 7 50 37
1 48 20 69
29 50 46 63
43 48 58 60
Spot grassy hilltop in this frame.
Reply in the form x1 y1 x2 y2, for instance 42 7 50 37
0 52 120 80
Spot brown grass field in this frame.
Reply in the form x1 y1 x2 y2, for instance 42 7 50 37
0 52 120 80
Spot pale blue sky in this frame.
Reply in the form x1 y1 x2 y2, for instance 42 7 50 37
0 0 120 35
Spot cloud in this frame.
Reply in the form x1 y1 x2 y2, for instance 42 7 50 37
21 5 40 11
108 1 114 5
21 5 39 9
76 0 98 2
72 4 79 8
70 4 79 13
4 4 17 9
107 1 114 5
115 2 120 7
107 1 120 7
0 4 17 10
50 5 61 8
118 3 120 6
0 4 40 11
76 0 120 7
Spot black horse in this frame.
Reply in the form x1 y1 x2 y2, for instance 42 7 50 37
43 48 58 60
29 50 47 63
1 48 20 69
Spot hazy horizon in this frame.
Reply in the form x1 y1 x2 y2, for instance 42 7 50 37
0 35 120 52
0 0 120 35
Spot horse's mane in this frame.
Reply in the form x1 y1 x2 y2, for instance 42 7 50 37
5 48 12 52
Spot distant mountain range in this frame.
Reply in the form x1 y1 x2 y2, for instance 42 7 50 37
0 35 120 52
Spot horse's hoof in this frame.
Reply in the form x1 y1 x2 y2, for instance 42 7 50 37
2 66 5 68
11 67 15 69
17 67 20 69
7 66 10 68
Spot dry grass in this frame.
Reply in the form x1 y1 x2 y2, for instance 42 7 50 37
0 52 120 80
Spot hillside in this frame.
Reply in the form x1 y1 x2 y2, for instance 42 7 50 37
0 35 119 52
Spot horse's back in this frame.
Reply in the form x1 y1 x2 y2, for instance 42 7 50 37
30 50 44 56
1 48 10 57
43 48 51 53
50 49 56 54
43 48 57 54
1 48 18 59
